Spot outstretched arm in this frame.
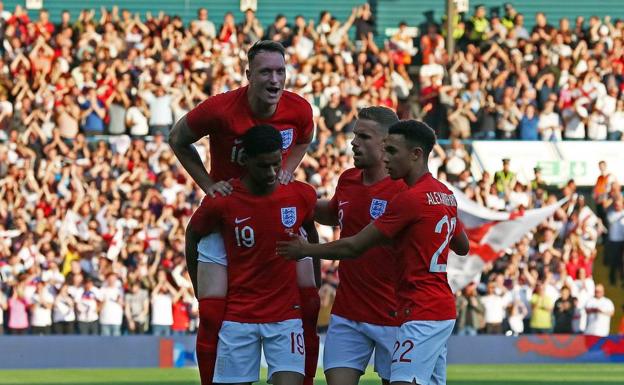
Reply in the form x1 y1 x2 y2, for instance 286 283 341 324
278 222 388 260
450 228 470 256
314 199 339 226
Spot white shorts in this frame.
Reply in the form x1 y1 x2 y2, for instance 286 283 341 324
324 315 398 380
390 319 455 385
197 233 227 266
214 319 305 383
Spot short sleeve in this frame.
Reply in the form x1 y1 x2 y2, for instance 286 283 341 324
373 192 415 238
185 94 224 138
453 216 464 238
296 100 314 144
189 195 223 236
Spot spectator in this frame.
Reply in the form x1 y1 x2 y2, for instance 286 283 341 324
507 298 529 335
52 283 76 334
76 278 100 335
194 8 216 39
455 283 485 336
150 270 175 336
29 280 54 335
481 282 508 334
606 196 624 286
171 286 193 335
0 289 6 334
99 272 124 336
518 104 539 140
553 286 575 333
530 282 554 333
585 284 615 336
238 8 264 44
140 84 173 137
124 281 149 335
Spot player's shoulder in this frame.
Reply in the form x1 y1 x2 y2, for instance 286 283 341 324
337 167 361 184
286 180 317 203
201 86 246 111
281 90 313 112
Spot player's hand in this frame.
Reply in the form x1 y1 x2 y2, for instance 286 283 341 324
206 181 233 198
276 233 308 260
278 169 295 184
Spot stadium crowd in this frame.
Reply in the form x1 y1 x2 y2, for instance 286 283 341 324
0 1 622 336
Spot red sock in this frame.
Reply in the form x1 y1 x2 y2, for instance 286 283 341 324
299 287 320 385
197 297 226 385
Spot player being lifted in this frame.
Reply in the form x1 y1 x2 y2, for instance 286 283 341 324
313 106 405 385
189 125 317 385
278 120 470 385
169 41 319 385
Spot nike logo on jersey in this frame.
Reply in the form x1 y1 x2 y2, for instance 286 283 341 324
338 201 349 206
234 217 251 224
234 139 243 144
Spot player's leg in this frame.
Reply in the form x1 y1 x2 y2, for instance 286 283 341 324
187 227 228 385
261 319 305 385
389 320 455 385
428 343 448 385
324 315 375 385
213 321 261 385
296 258 320 385
363 323 399 384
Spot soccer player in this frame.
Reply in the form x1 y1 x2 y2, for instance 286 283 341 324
313 106 405 385
188 125 317 385
278 120 470 385
169 41 319 385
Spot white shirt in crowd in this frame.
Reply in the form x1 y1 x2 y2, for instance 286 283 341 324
126 106 149 136
53 296 76 323
481 294 508 324
538 111 561 141
99 286 124 326
562 108 585 139
151 293 173 326
30 290 54 327
584 296 614 337
0 291 6 326
76 288 101 323
609 110 624 135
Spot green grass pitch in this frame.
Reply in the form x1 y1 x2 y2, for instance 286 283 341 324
0 364 623 385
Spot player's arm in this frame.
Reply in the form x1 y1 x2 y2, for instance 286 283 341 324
314 199 339 226
184 222 202 297
301 219 322 288
278 222 388 261
279 139 311 184
169 115 213 194
450 227 470 256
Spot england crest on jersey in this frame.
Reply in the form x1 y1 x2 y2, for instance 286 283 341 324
280 128 294 150
281 207 297 228
369 199 388 219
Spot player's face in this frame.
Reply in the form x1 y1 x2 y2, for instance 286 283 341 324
246 150 282 189
247 51 286 106
383 134 415 180
351 119 384 169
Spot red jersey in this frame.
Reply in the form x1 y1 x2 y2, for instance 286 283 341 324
186 86 314 182
189 179 317 323
328 168 406 325
374 173 463 322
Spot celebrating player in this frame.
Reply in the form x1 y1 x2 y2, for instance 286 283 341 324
278 120 470 385
188 125 317 385
313 106 405 385
169 41 319 385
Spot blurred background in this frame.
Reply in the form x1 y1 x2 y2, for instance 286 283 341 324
0 0 623 383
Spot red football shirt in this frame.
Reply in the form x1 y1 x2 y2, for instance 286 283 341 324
328 168 406 326
186 86 314 182
374 173 463 322
189 179 317 323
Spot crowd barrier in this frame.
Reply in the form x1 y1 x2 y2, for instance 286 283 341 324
1 334 623 369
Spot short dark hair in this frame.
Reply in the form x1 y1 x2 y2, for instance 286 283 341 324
358 106 399 134
247 40 285 66
242 124 283 158
388 120 436 156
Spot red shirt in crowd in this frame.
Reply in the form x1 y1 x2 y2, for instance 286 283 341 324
186 85 313 183
189 179 317 323
374 172 463 322
328 168 406 326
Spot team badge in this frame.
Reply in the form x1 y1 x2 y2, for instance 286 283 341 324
280 128 294 150
281 207 297 228
369 199 388 219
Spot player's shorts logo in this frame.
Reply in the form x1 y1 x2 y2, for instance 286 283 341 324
280 128 294 150
281 207 297 228
369 199 388 219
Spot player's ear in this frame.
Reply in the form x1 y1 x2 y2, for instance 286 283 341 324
411 145 424 162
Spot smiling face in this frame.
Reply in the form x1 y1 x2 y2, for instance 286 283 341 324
246 50 286 110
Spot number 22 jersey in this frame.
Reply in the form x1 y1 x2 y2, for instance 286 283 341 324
189 179 317 323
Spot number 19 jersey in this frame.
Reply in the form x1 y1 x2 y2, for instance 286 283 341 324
189 179 317 323
373 173 463 322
